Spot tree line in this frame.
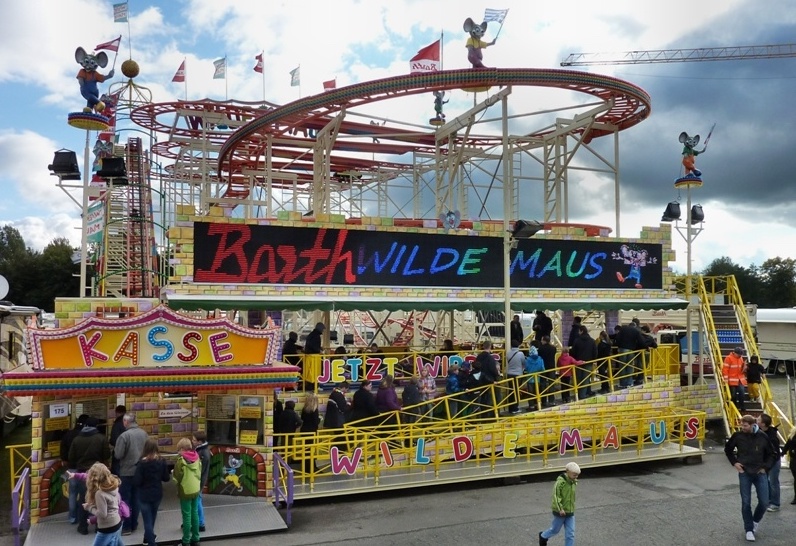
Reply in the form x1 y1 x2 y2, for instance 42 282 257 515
1 224 795 312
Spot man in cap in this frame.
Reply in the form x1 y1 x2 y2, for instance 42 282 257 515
723 347 748 412
539 462 580 546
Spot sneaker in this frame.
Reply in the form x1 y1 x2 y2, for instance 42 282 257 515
746 531 755 541
77 528 89 536
753 521 759 533
122 528 132 536
538 531 548 546
200 525 206 532
766 505 779 512
510 409 521 414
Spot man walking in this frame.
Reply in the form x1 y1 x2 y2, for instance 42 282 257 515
725 414 776 542
115 413 149 536
539 462 580 546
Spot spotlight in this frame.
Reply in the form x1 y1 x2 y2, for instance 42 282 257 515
48 149 80 179
511 219 544 239
690 204 704 224
96 157 127 184
661 202 681 222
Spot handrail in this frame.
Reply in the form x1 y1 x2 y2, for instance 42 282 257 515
272 452 293 526
6 443 31 492
695 276 737 436
11 467 31 546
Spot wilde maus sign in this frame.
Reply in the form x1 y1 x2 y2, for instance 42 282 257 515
194 222 663 290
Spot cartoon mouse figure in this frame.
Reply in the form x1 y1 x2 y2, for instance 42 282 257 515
223 454 244 492
75 47 115 113
439 209 461 232
463 18 496 68
613 244 655 289
678 131 706 179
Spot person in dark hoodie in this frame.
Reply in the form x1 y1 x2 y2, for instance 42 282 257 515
61 413 89 524
109 404 126 476
133 437 171 546
192 431 210 532
68 416 110 536
174 437 202 546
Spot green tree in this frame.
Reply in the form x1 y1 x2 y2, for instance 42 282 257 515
0 225 38 304
26 237 79 311
757 257 796 308
700 256 762 304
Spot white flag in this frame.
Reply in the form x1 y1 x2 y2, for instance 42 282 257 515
483 8 508 24
213 58 226 79
290 66 300 86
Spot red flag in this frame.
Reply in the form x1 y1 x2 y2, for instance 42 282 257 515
409 40 440 74
253 53 264 73
323 78 336 91
172 61 185 83
95 35 122 53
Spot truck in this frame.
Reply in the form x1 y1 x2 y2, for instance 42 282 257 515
755 308 796 376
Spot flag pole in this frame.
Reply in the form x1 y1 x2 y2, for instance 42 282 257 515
494 10 509 40
184 58 188 101
261 50 265 102
299 64 302 99
440 31 444 71
225 55 228 100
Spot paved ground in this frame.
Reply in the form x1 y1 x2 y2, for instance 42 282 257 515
4 376 796 546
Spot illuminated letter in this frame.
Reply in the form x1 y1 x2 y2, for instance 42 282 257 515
178 332 202 363
585 252 606 279
650 420 666 445
415 438 430 464
452 435 473 462
366 358 383 381
458 248 487 275
503 433 518 459
330 446 362 475
79 332 109 368
209 332 233 363
379 441 394 467
147 326 174 362
602 425 619 450
429 248 459 274
383 357 397 377
113 332 139 366
347 357 362 382
685 417 699 440
559 428 583 455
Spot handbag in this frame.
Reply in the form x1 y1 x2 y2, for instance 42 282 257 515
118 498 131 519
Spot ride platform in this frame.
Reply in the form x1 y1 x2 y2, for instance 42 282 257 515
23 486 287 546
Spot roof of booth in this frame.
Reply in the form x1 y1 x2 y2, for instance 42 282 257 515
164 294 689 312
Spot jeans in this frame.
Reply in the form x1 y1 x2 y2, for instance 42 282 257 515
575 364 592 399
92 525 124 546
739 471 769 532
618 348 634 387
74 479 88 532
541 513 576 546
507 375 520 412
197 492 205 527
139 499 160 546
67 473 79 523
119 475 139 532
729 385 746 411
180 497 200 544
768 457 781 507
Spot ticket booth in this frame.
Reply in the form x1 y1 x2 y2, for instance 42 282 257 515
2 305 299 522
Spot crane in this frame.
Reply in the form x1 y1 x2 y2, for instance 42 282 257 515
560 43 796 66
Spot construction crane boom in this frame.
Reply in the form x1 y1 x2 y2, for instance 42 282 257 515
561 44 796 66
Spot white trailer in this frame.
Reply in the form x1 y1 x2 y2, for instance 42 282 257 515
755 308 796 375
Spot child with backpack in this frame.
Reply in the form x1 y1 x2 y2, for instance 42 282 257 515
174 437 202 546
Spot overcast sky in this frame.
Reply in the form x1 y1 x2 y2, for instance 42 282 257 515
1 0 795 274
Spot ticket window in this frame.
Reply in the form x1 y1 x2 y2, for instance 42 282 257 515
205 395 264 446
42 402 72 460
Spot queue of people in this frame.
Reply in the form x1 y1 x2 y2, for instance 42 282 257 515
60 408 211 546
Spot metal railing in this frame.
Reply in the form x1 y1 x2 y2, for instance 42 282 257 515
272 452 293 526
6 443 31 492
11 467 31 546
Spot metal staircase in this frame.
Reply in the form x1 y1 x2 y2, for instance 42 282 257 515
693 275 790 435
98 137 158 297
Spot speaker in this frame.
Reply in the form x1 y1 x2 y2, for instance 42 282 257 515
690 204 704 224
661 202 681 222
48 150 80 178
97 157 127 181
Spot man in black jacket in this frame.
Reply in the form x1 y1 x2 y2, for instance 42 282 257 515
350 380 379 425
615 322 644 387
68 417 111 535
725 414 776 542
570 326 597 399
532 311 553 342
60 414 89 524
537 336 558 407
